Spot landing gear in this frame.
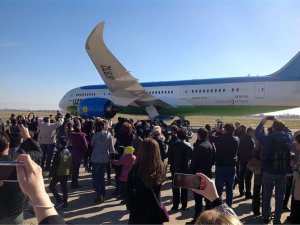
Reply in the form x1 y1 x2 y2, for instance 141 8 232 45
145 105 159 119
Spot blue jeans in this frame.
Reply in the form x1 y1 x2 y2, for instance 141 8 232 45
262 172 287 223
40 144 55 170
92 162 107 196
120 181 127 199
215 166 235 207
112 165 122 196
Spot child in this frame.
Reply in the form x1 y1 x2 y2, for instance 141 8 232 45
49 138 72 209
112 146 136 204
111 146 125 198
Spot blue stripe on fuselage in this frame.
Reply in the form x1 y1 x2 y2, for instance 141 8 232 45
80 75 297 90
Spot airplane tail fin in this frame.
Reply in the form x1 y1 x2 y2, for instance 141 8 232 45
270 51 300 80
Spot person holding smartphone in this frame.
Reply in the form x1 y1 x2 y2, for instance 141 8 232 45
255 116 292 224
192 173 241 225
0 154 65 224
0 131 24 224
0 125 42 224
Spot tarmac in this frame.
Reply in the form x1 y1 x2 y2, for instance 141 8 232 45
23 168 291 225
24 133 292 225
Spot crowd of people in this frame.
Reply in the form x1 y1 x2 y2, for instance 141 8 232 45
0 112 300 225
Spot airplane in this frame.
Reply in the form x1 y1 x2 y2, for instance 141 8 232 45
59 22 300 120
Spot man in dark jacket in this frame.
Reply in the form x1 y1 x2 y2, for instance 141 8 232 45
56 113 72 145
189 128 215 223
0 125 42 224
213 123 239 207
238 127 255 199
255 117 292 224
169 128 192 211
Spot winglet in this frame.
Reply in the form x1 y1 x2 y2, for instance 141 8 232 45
86 22 105 51
85 21 146 96
85 22 170 110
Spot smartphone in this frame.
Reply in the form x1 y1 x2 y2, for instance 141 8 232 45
266 116 275 120
0 161 23 182
173 173 201 189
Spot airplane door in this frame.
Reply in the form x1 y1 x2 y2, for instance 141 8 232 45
254 83 265 98
180 87 189 97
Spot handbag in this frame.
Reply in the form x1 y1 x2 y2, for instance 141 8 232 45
151 188 169 223
247 157 261 174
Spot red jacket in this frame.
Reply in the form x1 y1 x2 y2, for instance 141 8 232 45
69 131 88 162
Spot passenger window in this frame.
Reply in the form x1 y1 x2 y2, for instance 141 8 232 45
232 88 234 92
236 88 239 92
215 89 217 92
192 90 194 93
223 89 225 92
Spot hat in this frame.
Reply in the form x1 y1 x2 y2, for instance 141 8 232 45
124 146 135 155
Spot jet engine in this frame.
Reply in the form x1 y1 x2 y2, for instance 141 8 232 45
77 98 119 119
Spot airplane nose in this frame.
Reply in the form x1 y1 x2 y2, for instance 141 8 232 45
59 98 64 110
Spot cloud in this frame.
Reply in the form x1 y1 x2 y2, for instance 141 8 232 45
0 41 21 48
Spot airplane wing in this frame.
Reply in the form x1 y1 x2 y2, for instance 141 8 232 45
85 22 169 110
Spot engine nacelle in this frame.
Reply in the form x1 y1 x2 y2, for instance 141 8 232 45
77 98 119 119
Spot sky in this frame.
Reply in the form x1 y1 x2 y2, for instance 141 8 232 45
1 0 300 114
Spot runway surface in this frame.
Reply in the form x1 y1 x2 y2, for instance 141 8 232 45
23 133 292 225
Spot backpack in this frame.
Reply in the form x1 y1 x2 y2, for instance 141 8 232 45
268 140 291 173
57 149 72 176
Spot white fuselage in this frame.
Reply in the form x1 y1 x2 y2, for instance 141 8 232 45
59 80 300 112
